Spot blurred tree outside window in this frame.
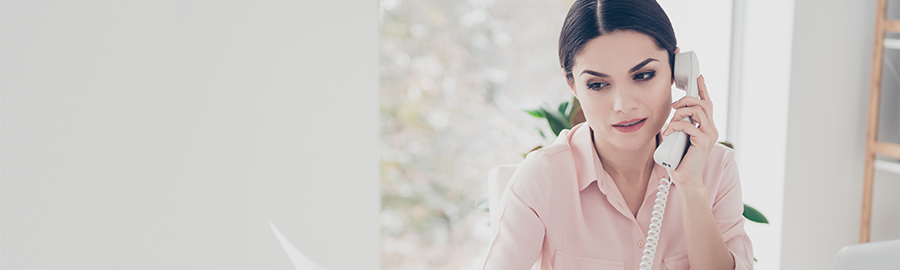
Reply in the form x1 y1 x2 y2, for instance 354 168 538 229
379 0 575 268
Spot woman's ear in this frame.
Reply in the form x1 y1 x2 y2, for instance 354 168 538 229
563 68 577 97
674 47 680 54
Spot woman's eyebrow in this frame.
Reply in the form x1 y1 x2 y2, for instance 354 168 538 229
629 58 659 73
580 58 660 78
580 69 609 78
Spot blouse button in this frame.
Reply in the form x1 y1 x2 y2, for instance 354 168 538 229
638 240 645 248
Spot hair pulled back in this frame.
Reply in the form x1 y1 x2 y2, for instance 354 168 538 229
559 0 677 83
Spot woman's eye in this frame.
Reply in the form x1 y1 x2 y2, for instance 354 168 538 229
634 71 656 81
587 82 608 90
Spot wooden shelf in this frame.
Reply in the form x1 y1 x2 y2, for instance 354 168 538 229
860 0 898 244
874 142 900 159
886 20 900 33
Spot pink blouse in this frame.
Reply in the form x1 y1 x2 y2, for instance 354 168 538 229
480 122 753 270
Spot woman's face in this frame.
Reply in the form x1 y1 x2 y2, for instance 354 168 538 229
567 30 674 151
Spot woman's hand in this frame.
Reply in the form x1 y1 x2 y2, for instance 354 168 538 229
662 75 718 187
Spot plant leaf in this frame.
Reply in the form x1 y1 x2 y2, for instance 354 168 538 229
477 194 490 211
557 101 569 115
568 96 581 115
743 204 769 224
525 108 545 118
718 141 734 149
565 96 585 127
543 105 570 136
523 145 543 158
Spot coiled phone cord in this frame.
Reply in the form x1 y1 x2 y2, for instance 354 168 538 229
638 170 674 270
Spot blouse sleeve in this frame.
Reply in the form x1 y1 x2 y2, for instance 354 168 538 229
710 148 754 270
480 151 552 270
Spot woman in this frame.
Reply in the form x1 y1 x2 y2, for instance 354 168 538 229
480 0 753 269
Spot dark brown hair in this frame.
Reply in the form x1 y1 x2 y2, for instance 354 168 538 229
559 0 677 82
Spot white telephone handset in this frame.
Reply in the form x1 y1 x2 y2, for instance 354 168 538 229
639 51 700 270
654 51 701 170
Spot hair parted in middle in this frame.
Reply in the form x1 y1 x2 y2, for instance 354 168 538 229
558 0 677 83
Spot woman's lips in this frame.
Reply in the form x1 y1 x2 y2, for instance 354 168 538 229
612 118 647 133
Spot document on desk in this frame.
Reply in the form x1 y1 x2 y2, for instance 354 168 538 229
269 220 330 270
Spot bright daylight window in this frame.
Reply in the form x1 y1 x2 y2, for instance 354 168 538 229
379 0 573 268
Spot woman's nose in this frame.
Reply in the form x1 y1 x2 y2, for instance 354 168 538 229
612 88 638 113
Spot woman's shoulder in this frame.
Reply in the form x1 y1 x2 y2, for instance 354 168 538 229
702 142 741 193
531 131 578 158
509 127 584 190
519 126 584 170
514 145 567 184
708 142 737 167
506 136 580 212
536 123 591 158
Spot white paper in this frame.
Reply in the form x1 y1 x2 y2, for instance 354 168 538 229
269 221 330 270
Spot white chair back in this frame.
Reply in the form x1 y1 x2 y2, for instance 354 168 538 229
487 164 519 233
832 239 899 270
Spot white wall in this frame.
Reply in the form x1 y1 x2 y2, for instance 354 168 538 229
782 0 888 270
732 0 795 269
0 1 379 269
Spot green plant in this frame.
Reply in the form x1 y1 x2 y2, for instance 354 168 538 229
526 97 769 224
524 96 584 140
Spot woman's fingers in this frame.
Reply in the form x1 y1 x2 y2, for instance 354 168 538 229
698 75 711 101
663 120 707 141
672 95 713 117
664 106 715 135
665 107 702 135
